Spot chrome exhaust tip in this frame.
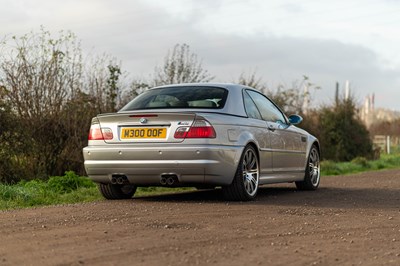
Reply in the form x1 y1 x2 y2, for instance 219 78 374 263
117 176 125 185
166 177 175 186
160 177 167 185
111 175 129 185
160 174 179 186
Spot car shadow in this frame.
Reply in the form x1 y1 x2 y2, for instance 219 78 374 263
133 185 400 210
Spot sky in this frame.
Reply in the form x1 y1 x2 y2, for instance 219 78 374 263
1 0 400 110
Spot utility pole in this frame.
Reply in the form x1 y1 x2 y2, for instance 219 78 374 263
335 82 339 106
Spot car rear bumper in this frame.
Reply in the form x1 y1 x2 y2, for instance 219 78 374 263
83 144 243 186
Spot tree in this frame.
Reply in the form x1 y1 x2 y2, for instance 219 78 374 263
84 55 125 113
236 71 268 91
105 64 122 112
316 96 373 161
237 72 320 115
266 76 320 115
154 43 214 85
1 29 82 120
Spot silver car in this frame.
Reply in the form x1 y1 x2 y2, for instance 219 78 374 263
83 83 320 201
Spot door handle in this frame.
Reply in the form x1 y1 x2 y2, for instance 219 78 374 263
268 124 276 131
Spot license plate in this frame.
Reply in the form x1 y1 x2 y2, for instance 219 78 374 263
120 127 167 139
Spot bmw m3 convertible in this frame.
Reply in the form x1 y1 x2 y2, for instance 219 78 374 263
83 83 320 201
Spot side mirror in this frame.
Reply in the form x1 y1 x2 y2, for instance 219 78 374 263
288 114 303 125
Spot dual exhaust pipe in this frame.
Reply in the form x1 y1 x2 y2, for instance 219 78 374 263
160 174 179 186
110 174 179 186
111 175 129 185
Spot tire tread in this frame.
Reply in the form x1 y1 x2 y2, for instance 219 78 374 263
98 183 136 200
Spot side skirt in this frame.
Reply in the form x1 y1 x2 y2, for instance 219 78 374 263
259 172 304 185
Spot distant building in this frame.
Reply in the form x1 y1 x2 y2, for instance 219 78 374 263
360 93 400 128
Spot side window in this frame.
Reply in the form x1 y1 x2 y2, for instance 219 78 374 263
243 91 262 119
246 90 287 124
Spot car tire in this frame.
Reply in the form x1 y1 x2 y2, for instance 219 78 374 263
98 183 137 200
296 144 320 190
222 145 259 201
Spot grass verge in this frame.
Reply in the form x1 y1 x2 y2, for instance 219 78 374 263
0 171 194 210
0 171 100 210
321 153 400 176
2 153 400 210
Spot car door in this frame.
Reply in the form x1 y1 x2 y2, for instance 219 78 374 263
242 90 273 175
246 90 306 173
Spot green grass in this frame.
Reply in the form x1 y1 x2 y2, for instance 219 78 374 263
0 171 101 210
137 186 194 196
321 153 400 176
2 152 400 210
0 171 194 210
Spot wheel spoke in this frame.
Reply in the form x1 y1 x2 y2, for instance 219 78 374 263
249 181 255 193
309 148 320 186
244 171 258 194
310 151 316 163
244 152 250 167
239 148 260 197
250 176 257 187
245 181 251 193
247 169 258 174
244 180 249 192
311 172 318 184
248 156 256 170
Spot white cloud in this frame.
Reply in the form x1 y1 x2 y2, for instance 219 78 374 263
0 0 399 109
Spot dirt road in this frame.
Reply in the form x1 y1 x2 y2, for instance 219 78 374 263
1 169 399 266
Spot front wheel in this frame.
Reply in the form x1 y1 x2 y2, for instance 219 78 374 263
222 145 259 201
98 183 137 200
296 145 320 190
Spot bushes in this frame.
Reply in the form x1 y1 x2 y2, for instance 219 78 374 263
47 171 96 193
300 97 373 162
0 29 121 182
351 157 370 167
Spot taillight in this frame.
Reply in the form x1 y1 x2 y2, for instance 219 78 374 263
174 119 216 139
88 119 113 140
101 128 113 140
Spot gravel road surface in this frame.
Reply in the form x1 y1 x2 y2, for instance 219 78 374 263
1 169 399 265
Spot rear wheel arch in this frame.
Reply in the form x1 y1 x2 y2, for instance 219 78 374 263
312 141 321 156
245 141 260 162
235 141 260 175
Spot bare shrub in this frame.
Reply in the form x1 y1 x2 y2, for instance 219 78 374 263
0 28 124 181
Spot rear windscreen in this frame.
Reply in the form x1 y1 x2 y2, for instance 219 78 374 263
120 86 228 111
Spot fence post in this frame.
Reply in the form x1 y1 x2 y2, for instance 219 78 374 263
387 136 391 154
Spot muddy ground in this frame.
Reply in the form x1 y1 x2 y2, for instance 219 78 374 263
0 169 399 266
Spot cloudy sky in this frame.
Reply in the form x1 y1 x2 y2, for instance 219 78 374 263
1 0 399 110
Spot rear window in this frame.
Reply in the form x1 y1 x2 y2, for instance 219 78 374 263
120 86 228 111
